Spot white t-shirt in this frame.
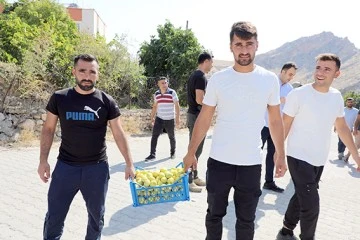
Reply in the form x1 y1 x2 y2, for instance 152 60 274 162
203 65 280 166
283 84 344 166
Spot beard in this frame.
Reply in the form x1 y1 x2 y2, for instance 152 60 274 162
76 79 95 91
235 54 254 66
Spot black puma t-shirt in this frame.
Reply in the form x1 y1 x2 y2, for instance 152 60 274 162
46 88 120 165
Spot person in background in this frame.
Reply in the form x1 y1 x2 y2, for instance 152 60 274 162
38 54 135 240
344 107 360 161
144 77 180 161
261 62 297 193
186 52 213 193
334 97 358 160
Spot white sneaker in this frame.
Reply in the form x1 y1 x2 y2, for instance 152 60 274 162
338 152 344 159
189 182 202 193
193 178 206 187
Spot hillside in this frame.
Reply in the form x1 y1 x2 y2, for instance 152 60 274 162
213 32 360 93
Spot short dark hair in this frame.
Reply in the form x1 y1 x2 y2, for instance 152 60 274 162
292 82 302 88
281 62 298 71
157 76 168 82
230 21 257 43
198 52 213 64
315 53 341 70
74 54 99 66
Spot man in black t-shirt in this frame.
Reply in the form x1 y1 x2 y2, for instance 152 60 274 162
37 54 135 240
186 52 213 192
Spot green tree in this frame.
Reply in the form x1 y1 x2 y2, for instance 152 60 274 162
0 0 79 70
138 21 204 106
0 0 145 109
74 33 145 108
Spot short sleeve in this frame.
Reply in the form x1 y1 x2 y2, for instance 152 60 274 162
194 75 206 91
172 90 179 102
268 75 280 106
107 96 121 120
336 93 345 118
282 90 299 117
202 77 217 106
45 93 59 115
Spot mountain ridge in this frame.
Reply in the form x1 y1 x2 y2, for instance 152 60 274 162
212 31 360 93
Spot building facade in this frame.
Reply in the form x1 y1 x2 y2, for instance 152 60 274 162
67 6 106 37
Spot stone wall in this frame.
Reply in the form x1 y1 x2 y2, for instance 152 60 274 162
0 107 209 144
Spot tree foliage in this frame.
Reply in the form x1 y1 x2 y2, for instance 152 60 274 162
0 62 23 112
0 0 79 66
138 21 204 106
74 33 145 108
0 0 144 110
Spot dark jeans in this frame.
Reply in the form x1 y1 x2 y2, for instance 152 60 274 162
43 160 110 240
261 126 275 183
337 137 346 153
187 112 206 183
150 117 176 155
205 158 262 240
283 156 324 240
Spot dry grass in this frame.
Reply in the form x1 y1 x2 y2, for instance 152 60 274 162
120 116 143 135
13 129 40 147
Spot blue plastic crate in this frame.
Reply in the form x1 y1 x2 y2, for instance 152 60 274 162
130 162 190 207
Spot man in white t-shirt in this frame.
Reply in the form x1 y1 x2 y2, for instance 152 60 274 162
276 54 360 240
183 21 286 240
334 97 358 160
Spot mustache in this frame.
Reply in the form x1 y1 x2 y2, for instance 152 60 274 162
80 79 93 83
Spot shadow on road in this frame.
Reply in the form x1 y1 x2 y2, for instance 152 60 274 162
222 181 293 239
102 202 177 236
109 157 171 174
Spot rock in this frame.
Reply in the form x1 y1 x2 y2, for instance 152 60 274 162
0 133 8 141
11 132 20 142
18 119 35 131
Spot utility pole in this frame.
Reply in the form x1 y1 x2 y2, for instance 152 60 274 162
186 20 188 30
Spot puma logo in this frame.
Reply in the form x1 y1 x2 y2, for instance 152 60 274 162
84 106 101 119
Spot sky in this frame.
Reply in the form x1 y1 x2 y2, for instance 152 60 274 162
56 0 358 61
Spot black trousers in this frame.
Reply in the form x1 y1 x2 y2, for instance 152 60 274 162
187 112 206 183
261 126 275 183
283 156 324 240
337 137 346 154
150 117 175 155
205 158 262 240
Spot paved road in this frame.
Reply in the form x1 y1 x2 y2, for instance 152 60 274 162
1 129 360 240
